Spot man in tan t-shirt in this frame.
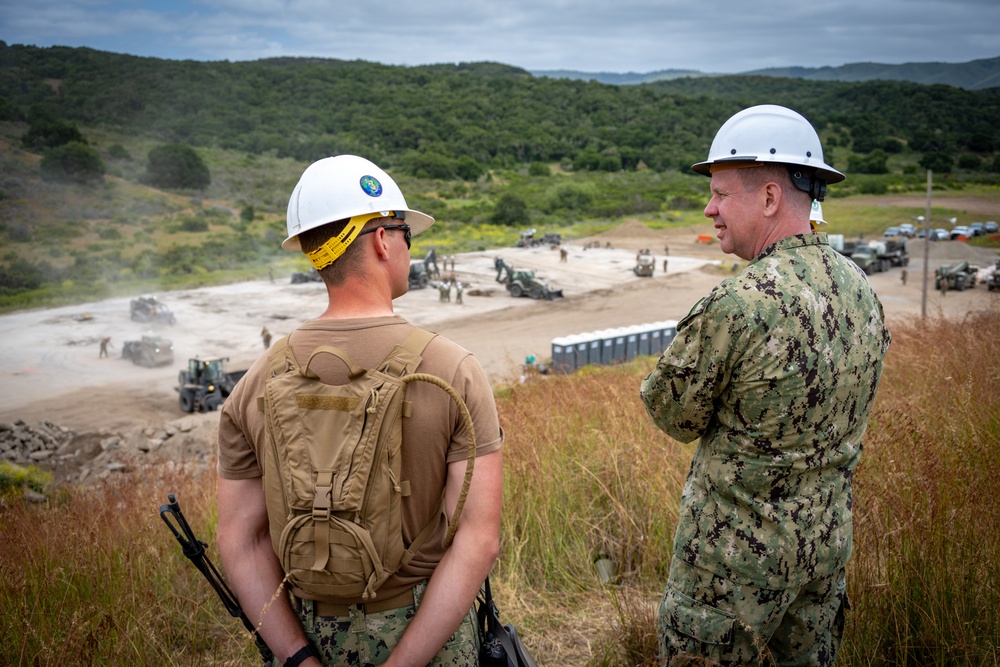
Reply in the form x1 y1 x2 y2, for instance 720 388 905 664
216 155 503 667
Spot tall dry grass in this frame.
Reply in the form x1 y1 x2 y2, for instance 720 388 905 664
845 310 1000 665
1 311 997 666
493 311 1000 666
0 463 259 666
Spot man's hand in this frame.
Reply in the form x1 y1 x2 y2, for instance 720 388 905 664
217 477 315 665
382 449 503 667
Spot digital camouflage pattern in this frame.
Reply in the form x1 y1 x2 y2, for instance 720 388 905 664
659 557 847 666
640 233 889 662
289 581 480 667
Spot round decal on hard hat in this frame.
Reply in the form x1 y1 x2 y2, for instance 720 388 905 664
359 175 383 197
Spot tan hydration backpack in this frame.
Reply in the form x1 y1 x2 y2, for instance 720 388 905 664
261 328 476 601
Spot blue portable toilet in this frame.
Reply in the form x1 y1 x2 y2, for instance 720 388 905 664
587 336 601 365
649 326 663 356
550 336 573 373
574 336 591 369
638 326 651 356
625 325 640 360
611 328 627 363
662 320 679 347
599 329 616 365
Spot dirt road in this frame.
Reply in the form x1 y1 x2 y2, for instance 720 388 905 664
1 222 997 434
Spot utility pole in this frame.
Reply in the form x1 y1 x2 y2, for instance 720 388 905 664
921 170 932 319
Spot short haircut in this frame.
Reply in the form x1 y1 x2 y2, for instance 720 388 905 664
297 216 395 285
735 164 812 218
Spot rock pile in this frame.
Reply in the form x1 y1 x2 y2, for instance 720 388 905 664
1 414 220 488
0 420 72 464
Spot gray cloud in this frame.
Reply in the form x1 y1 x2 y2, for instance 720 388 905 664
1 0 997 72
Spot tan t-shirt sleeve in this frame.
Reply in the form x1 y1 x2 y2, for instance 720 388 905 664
445 353 503 463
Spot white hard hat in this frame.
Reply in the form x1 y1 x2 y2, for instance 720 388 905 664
284 155 434 250
810 200 828 226
692 105 845 195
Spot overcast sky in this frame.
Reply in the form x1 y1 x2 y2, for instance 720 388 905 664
2 0 998 74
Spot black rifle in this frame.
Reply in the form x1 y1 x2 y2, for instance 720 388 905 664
160 493 274 665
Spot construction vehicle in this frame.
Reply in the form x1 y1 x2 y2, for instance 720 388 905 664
130 296 177 325
516 229 563 248
634 251 655 277
176 357 248 413
495 258 563 300
409 249 440 289
935 261 976 292
987 260 1000 292
122 335 174 367
290 268 322 283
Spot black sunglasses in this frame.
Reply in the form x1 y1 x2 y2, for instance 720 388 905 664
358 223 411 249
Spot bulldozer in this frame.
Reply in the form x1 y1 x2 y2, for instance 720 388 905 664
176 357 247 413
409 249 440 289
130 296 176 325
122 335 174 367
935 261 977 292
495 258 563 300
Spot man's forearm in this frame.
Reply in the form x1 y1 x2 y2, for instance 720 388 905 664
383 450 503 667
217 478 320 666
382 524 499 667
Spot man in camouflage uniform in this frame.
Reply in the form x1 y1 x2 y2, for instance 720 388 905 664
640 105 890 666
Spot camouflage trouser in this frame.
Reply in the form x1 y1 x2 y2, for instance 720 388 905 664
658 557 848 667
290 581 480 667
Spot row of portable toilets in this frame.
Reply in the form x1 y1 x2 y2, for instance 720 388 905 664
549 321 679 373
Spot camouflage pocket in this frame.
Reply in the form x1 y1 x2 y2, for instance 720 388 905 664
659 585 734 665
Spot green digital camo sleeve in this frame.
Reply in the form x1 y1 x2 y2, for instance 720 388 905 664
640 234 891 589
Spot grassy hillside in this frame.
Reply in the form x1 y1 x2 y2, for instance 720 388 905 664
3 114 1000 314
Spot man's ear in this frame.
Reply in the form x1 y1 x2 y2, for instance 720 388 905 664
761 181 782 217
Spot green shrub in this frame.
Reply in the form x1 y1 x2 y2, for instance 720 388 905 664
145 144 211 190
40 142 106 184
490 193 530 227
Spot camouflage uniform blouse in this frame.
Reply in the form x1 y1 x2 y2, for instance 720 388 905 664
640 233 890 590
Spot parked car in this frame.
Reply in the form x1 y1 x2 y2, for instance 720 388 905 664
898 223 917 237
883 226 901 238
968 222 985 237
985 221 999 234
933 228 949 241
951 226 972 240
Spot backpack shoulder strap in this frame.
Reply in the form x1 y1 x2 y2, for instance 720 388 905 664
381 327 436 377
267 333 299 376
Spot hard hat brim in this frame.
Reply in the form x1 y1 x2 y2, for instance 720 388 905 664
691 157 846 184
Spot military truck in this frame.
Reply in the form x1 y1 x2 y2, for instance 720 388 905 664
409 249 440 289
877 238 910 267
988 259 1000 292
176 357 248 413
935 261 976 292
495 258 563 300
516 229 563 248
122 335 174 367
634 252 655 277
130 296 176 325
848 244 884 274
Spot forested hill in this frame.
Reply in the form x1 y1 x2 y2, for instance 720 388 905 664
534 56 1000 91
1 41 999 176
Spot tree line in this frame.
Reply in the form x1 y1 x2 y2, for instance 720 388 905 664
2 42 999 178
